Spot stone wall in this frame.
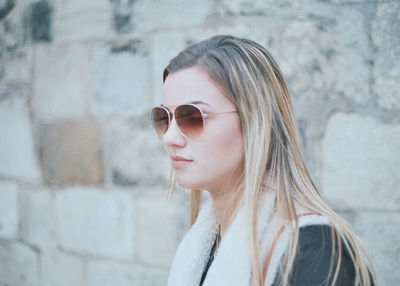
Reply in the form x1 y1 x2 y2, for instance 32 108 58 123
0 0 399 285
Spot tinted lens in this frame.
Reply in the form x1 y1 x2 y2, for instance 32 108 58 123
175 104 204 139
151 107 169 138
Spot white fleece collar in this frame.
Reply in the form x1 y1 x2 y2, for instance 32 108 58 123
167 192 276 286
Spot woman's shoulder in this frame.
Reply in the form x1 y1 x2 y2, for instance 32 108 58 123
286 224 356 286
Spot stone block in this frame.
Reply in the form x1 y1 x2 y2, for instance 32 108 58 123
32 43 90 120
0 180 18 239
54 0 110 14
109 0 135 33
372 2 400 110
150 31 187 106
20 186 56 248
41 250 84 286
52 0 113 43
55 187 135 259
130 0 214 33
217 0 305 16
0 4 19 51
0 241 39 286
0 0 16 20
87 261 167 286
135 187 189 267
0 48 32 84
91 41 151 117
22 0 53 43
0 90 41 182
103 117 170 186
268 9 370 105
342 211 400 286
39 119 104 185
322 113 400 210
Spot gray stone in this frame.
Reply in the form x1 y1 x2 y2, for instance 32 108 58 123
372 2 400 110
55 187 135 259
87 261 167 286
135 187 189 267
39 119 104 185
131 0 215 33
0 180 18 239
0 48 32 84
217 0 305 16
102 117 170 186
346 211 400 286
41 250 85 286
0 241 39 286
0 90 41 183
150 31 187 106
322 113 400 210
91 42 151 117
20 186 56 249
269 9 370 105
0 0 15 20
32 43 90 120
22 0 53 43
52 0 113 43
0 5 19 51
109 0 136 33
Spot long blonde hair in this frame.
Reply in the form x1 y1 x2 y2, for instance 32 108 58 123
163 35 375 286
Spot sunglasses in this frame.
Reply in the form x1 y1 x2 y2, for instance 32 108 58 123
151 104 238 140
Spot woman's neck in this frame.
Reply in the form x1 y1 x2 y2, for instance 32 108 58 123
209 186 243 237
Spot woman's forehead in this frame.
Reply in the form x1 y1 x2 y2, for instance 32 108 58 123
162 67 233 109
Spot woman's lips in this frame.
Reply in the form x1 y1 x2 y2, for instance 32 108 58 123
171 155 193 168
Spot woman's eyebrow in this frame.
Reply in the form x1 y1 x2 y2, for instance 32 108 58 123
188 100 211 106
161 101 211 108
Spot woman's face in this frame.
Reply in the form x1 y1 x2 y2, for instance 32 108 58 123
162 66 244 192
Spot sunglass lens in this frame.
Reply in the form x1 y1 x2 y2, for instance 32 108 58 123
151 107 169 138
175 105 204 139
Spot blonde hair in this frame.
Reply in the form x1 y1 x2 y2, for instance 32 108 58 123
163 35 375 286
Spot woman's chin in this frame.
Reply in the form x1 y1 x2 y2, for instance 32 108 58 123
175 177 202 190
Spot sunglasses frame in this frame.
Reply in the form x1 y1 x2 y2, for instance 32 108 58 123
151 103 238 140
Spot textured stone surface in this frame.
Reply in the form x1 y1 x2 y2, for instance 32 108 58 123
150 31 187 105
343 211 400 286
41 250 84 286
372 2 400 110
52 0 113 43
32 43 90 120
217 0 305 16
103 117 170 186
55 187 135 259
0 90 41 182
87 261 167 286
92 41 151 117
20 187 55 248
132 0 214 32
269 9 370 105
0 241 39 286
0 180 18 239
22 0 53 43
322 113 400 210
0 0 15 20
0 48 32 84
39 119 104 185
135 187 189 267
109 0 136 33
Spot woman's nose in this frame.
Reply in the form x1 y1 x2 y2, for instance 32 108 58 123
163 117 186 148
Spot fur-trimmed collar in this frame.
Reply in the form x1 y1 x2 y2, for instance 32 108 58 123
167 192 329 286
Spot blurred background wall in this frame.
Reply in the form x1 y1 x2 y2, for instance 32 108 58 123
0 0 399 285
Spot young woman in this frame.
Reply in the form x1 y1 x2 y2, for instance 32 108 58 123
151 35 376 286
